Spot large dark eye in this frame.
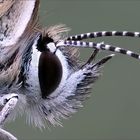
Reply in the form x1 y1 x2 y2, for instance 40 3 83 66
38 36 63 99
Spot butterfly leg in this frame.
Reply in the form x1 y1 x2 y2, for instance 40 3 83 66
81 42 106 68
0 93 18 140
83 49 99 67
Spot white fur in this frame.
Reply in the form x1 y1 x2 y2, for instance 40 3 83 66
25 41 41 98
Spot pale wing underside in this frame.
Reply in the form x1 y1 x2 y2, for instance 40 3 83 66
0 0 15 17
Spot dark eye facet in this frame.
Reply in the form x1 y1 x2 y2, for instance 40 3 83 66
38 51 62 99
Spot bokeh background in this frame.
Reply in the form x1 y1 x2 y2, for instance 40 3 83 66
5 0 140 139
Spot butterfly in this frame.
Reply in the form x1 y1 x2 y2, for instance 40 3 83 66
0 0 140 140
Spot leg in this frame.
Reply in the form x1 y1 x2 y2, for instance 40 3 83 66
81 42 105 68
0 93 18 125
85 49 99 64
0 128 17 140
0 93 18 140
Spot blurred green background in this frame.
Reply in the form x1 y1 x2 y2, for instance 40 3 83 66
5 0 140 139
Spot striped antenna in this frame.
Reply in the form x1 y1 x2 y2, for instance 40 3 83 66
67 31 140 40
56 40 140 60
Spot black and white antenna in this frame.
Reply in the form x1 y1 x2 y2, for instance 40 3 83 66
67 31 140 40
56 40 140 60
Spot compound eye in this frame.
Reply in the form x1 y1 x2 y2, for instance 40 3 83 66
38 44 63 99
